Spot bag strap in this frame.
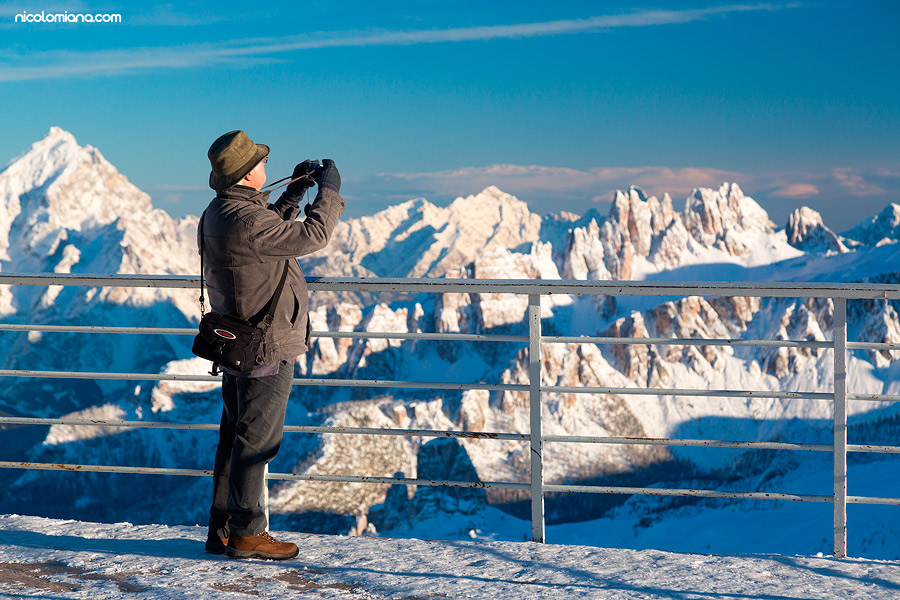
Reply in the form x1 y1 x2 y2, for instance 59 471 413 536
260 261 290 330
198 208 290 328
199 210 207 317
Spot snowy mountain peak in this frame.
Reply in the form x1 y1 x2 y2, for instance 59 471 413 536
307 186 543 279
785 206 848 254
843 203 900 246
559 182 793 281
446 185 530 218
3 127 79 193
0 126 154 237
45 125 78 143
685 182 771 235
0 129 199 316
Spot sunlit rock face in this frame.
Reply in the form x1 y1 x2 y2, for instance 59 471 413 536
786 206 848 254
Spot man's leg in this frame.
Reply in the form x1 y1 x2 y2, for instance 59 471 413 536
226 361 294 537
207 373 239 552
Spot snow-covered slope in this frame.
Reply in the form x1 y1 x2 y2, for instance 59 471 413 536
2 128 900 559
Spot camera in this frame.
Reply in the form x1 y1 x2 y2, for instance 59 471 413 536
298 160 322 179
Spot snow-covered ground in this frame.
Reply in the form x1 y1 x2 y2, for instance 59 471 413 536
1 515 898 600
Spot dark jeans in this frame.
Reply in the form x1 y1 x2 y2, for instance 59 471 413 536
209 360 294 537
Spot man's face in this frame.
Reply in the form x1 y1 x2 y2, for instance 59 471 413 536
250 157 267 189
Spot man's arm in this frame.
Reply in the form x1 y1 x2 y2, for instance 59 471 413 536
251 186 345 260
267 160 319 221
268 193 303 221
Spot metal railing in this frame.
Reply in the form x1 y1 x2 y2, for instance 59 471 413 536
2 273 900 558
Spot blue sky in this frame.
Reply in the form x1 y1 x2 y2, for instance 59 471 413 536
1 1 898 231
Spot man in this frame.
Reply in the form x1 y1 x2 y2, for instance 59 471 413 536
201 130 344 560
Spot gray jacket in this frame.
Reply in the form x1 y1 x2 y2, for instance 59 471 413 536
199 184 345 364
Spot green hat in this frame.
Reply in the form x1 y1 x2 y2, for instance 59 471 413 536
207 130 270 191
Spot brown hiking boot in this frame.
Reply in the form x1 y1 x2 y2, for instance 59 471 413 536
205 532 229 555
227 531 298 560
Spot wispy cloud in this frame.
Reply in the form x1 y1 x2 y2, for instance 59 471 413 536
832 168 887 196
0 3 800 82
771 183 820 198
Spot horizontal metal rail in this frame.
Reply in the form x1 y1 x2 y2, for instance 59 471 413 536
4 460 893 504
4 323 899 351
283 425 528 441
544 484 900 506
0 416 218 431
0 324 197 335
3 272 900 299
543 483 834 502
0 461 213 477
0 323 528 343
0 370 528 393
313 331 528 343
0 369 222 382
5 416 899 453
543 335 833 349
848 393 900 403
546 337 900 352
0 272 898 299
4 416 897 453
544 436 900 454
4 322 899 353
848 495 900 506
543 384 832 400
0 417 529 441
271 472 529 491
846 444 900 454
0 461 526 491
846 341 900 350
543 435 833 452
0 369 836 400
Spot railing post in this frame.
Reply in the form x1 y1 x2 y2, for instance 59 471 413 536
833 297 848 558
264 464 270 530
528 294 545 543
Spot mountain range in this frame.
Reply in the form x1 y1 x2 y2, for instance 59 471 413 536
1 127 899 558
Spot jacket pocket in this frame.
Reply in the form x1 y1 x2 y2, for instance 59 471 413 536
288 282 301 328
305 313 312 347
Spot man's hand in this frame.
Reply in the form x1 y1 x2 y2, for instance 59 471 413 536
285 160 317 198
312 159 341 193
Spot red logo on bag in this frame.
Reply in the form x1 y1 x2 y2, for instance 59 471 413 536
214 329 237 340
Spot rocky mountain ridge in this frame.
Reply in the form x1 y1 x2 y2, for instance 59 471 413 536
2 128 899 548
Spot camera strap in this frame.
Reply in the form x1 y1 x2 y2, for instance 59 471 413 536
260 173 312 193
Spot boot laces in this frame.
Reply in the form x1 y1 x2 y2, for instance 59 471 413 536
259 531 278 543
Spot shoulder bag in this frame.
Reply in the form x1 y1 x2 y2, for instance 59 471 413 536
191 212 289 375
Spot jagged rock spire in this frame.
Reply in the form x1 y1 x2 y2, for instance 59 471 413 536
785 206 848 253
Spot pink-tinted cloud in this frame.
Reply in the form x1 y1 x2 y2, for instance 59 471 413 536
832 168 886 196
382 164 744 203
771 183 820 198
